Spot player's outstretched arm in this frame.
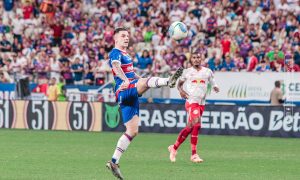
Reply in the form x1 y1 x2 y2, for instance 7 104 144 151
112 61 129 90
208 70 219 93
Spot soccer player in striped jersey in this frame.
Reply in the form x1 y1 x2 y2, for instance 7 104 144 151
168 52 219 163
106 27 183 179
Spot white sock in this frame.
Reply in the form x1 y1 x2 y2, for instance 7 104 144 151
146 77 169 88
112 133 132 164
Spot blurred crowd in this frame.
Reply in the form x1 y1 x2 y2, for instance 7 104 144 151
0 0 300 86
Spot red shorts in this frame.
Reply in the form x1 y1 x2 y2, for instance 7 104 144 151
185 102 205 122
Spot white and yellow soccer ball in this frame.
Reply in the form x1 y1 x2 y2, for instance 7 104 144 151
168 21 188 41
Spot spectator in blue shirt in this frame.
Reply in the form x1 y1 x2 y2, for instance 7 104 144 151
0 34 11 52
220 54 236 71
3 0 14 12
135 50 153 70
0 19 7 34
208 57 222 72
255 60 271 72
207 51 217 70
71 57 84 85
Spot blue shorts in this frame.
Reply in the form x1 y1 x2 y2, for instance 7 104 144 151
116 80 139 124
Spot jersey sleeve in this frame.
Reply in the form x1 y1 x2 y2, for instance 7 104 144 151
109 50 122 67
208 69 218 88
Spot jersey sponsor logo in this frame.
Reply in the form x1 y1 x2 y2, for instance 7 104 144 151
191 79 206 84
121 63 134 73
193 109 199 115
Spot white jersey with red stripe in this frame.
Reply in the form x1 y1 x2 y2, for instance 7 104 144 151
180 66 217 105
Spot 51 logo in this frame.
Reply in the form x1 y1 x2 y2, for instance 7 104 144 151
67 102 94 131
25 101 57 130
0 100 16 128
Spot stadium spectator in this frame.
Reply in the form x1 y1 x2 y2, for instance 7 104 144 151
61 60 73 85
12 37 22 53
47 77 57 101
0 34 11 52
220 53 236 72
234 54 247 71
239 36 253 61
270 80 285 105
154 60 171 77
221 33 231 57
71 57 84 85
60 39 74 58
22 1 34 20
1 58 13 82
56 77 66 101
285 59 300 72
206 11 217 37
34 51 50 80
2 0 15 24
169 5 184 22
246 50 259 72
9 53 22 81
294 46 300 66
50 19 65 47
0 72 9 83
94 61 107 86
11 14 24 43
255 59 271 72
208 56 222 72
83 61 95 85
246 5 263 25
0 0 298 86
33 79 48 96
135 49 153 71
49 56 61 82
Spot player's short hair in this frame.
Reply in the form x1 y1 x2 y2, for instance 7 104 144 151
191 50 199 55
114 27 129 35
190 51 200 60
275 81 281 88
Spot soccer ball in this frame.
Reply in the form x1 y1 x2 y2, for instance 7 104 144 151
168 21 188 40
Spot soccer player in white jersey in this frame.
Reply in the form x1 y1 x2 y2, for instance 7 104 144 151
168 51 219 163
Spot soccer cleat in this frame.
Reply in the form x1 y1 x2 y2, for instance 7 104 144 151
168 67 184 88
168 145 177 162
106 161 124 180
190 154 204 163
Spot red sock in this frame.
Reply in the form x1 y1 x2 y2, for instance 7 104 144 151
191 122 201 155
174 126 192 150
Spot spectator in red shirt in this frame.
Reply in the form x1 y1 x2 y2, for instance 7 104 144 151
247 50 258 72
33 79 49 96
50 19 65 47
59 39 73 58
22 2 34 19
221 33 231 57
285 59 300 72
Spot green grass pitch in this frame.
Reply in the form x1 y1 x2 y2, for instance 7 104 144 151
0 129 300 180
